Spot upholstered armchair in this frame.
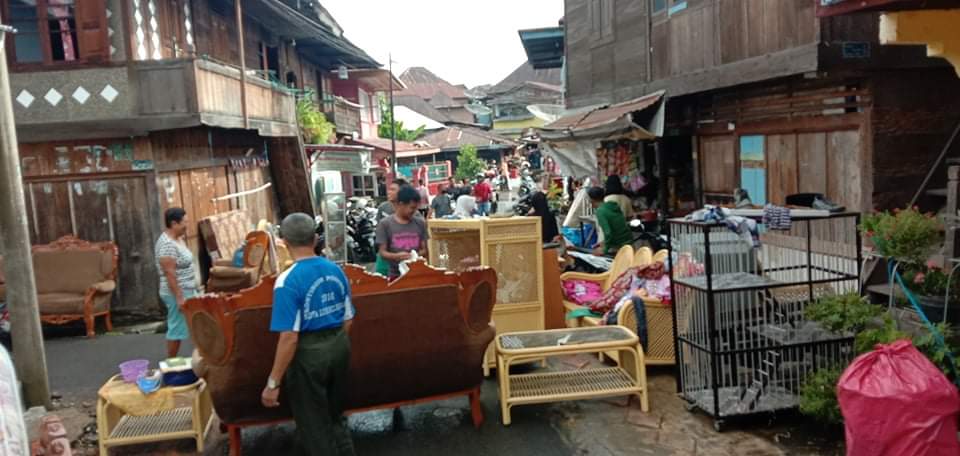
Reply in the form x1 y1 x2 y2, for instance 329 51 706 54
206 231 270 293
31 236 117 338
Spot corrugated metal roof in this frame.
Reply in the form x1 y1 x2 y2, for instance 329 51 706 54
543 91 665 131
349 137 440 155
422 126 517 151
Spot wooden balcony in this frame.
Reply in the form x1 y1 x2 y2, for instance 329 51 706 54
137 58 298 137
10 58 298 142
322 97 362 137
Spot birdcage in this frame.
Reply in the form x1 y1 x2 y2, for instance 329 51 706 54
669 212 861 430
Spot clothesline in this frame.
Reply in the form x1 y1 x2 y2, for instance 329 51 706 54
210 183 272 202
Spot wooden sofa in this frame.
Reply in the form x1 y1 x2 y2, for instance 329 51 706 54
183 261 497 456
563 245 676 365
32 236 117 337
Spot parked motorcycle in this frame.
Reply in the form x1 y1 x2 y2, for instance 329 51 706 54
513 193 533 216
346 197 378 264
629 218 668 252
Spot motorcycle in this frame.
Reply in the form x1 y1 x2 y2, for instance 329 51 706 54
513 193 533 216
629 218 669 252
517 173 537 198
346 197 377 264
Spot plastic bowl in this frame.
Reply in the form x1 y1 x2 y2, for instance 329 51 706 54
119 359 149 383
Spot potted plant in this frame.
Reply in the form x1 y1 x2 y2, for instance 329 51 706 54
860 207 952 321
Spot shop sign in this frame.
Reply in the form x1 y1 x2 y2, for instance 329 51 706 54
311 150 370 174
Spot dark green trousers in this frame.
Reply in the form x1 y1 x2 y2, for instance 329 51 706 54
284 328 354 456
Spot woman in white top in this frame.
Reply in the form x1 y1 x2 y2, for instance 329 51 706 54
455 185 477 217
604 175 634 219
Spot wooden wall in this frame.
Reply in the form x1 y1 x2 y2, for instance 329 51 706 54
564 0 816 108
564 0 649 109
18 140 160 314
870 68 960 210
692 77 870 211
17 126 285 315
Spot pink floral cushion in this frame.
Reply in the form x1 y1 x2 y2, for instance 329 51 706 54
588 267 641 314
562 279 603 305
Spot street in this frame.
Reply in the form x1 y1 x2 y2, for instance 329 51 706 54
37 330 838 455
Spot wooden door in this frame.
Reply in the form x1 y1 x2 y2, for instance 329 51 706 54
23 176 159 313
699 136 737 203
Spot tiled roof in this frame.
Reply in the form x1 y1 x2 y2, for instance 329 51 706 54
488 62 563 95
393 95 452 123
397 67 468 102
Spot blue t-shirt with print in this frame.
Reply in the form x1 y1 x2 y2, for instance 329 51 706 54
270 257 355 332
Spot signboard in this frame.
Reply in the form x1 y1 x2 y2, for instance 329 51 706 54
398 162 451 182
309 150 371 174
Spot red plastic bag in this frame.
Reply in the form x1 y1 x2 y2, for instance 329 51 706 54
838 339 960 456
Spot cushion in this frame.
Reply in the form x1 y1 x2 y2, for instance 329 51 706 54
33 249 110 294
588 267 641 314
37 293 86 314
200 210 252 260
91 280 116 293
562 279 603 305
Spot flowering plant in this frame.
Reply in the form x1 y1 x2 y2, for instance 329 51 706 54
860 207 942 265
902 261 957 299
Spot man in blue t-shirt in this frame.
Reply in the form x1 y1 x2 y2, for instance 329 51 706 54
261 213 355 456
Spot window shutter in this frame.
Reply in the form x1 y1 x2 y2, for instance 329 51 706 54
76 0 110 62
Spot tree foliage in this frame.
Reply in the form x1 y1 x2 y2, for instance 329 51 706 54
296 97 335 144
454 144 485 181
378 94 426 141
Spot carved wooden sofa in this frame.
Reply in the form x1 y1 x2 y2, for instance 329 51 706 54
183 261 497 456
32 236 117 338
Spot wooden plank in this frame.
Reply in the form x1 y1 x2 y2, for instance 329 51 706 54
746 0 766 58
108 178 160 312
71 180 112 243
32 182 73 244
766 134 799 204
828 130 862 211
718 0 745 64
798 132 828 194
762 0 781 54
779 0 800 50
700 136 737 194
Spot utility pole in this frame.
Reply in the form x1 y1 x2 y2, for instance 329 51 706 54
0 19 51 407
388 53 397 175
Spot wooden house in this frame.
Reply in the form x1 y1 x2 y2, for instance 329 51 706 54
486 62 563 138
3 0 391 313
558 0 960 213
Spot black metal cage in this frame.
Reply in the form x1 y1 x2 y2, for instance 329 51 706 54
668 212 862 430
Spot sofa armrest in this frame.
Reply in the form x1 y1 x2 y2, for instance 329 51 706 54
214 259 235 267
209 266 251 279
559 271 610 285
89 280 116 294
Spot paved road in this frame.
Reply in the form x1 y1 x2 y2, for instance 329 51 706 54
42 332 574 455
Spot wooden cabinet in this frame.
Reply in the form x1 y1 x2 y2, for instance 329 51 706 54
428 217 544 375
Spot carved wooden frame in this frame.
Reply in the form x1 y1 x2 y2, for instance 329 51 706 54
32 235 118 338
184 261 498 456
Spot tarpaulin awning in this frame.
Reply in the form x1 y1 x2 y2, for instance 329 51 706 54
539 90 666 178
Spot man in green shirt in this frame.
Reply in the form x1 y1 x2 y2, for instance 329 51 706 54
588 187 633 255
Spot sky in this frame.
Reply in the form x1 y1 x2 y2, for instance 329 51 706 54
321 0 564 89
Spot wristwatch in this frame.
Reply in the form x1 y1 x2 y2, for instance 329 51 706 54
266 377 279 390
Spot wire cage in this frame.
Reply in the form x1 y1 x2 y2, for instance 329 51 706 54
668 213 862 430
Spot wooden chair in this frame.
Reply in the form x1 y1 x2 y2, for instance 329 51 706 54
634 246 653 267
561 245 635 328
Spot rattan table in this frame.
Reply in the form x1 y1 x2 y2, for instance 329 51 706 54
97 375 214 455
495 326 649 425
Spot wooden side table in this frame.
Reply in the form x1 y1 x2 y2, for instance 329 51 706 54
97 375 214 455
496 326 649 425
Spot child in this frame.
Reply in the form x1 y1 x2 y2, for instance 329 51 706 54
376 186 429 280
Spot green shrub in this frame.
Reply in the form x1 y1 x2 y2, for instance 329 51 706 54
798 368 844 425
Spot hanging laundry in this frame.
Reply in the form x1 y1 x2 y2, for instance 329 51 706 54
762 204 792 230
